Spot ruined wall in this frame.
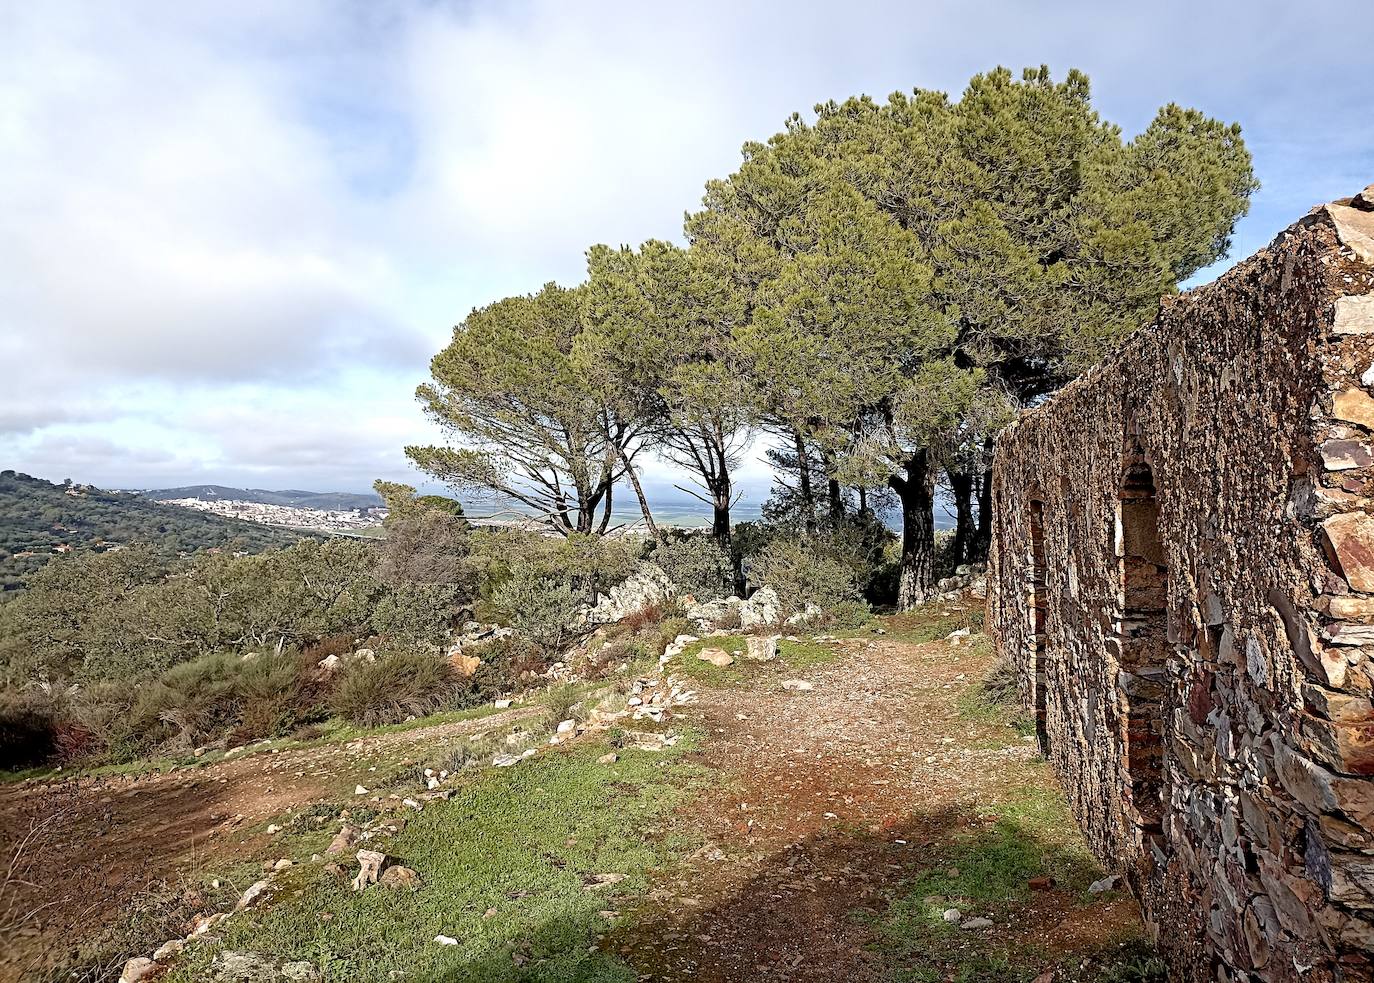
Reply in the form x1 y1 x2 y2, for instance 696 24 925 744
988 188 1374 982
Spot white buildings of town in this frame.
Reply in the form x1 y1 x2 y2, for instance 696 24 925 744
162 498 386 534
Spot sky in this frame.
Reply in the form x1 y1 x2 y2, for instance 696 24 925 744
2 0 1371 508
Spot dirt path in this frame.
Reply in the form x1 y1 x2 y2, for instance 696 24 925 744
0 706 540 980
612 634 1146 982
1 629 1146 982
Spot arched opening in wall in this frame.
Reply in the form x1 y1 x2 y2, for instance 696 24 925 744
1026 496 1050 756
1116 435 1168 838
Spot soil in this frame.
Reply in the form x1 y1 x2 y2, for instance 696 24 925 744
0 707 542 981
0 622 1145 982
611 631 1145 982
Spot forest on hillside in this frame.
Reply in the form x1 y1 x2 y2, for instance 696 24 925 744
0 471 308 594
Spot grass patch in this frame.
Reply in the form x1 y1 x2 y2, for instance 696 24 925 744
860 604 986 644
955 653 1034 738
668 634 842 687
874 776 1155 982
164 736 703 983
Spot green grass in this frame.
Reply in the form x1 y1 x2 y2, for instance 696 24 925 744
164 735 703 983
851 604 986 645
667 634 842 686
874 774 1156 983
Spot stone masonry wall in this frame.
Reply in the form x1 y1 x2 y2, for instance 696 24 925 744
987 187 1374 981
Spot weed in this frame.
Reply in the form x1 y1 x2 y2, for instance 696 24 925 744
163 738 703 983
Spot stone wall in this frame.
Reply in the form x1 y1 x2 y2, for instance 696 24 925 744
987 187 1374 981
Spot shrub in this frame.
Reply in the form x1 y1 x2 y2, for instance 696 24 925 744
464 637 544 701
126 650 326 755
752 536 862 616
488 562 580 653
821 599 872 630
0 688 63 770
653 534 733 598
331 649 462 728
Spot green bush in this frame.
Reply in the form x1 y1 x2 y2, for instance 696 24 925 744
487 562 580 652
466 635 548 697
653 534 732 598
331 649 462 728
471 530 642 604
752 536 863 616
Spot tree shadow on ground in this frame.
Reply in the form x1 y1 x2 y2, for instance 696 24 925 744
603 804 1158 983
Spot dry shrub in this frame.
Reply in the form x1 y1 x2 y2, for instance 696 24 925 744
619 601 666 633
331 649 462 728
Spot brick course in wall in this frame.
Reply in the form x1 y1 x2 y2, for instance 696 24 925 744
987 186 1374 981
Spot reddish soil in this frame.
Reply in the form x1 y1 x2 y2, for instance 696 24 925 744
0 707 539 981
611 634 1146 981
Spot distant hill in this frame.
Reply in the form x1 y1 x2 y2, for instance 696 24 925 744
0 471 309 595
143 484 382 510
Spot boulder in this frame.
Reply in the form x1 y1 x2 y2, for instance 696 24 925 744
739 587 780 628
663 634 699 661
325 824 358 856
211 951 278 982
153 939 185 961
235 879 271 911
696 647 735 668
582 563 675 624
352 849 390 892
744 635 779 662
684 595 742 626
380 865 423 892
120 957 157 983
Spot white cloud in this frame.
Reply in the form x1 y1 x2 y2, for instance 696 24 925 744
1 0 1371 502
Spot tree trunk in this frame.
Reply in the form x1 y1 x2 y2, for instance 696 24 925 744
793 429 818 535
858 486 868 516
618 449 663 544
948 468 975 566
891 451 937 611
971 448 994 561
822 449 844 526
709 480 745 596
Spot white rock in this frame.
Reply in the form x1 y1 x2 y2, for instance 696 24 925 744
152 939 185 961
581 563 675 624
235 879 271 911
494 698 513 709
960 916 994 930
317 654 342 671
492 753 520 767
355 785 369 795
556 719 577 734
1088 874 1122 894
739 587 781 628
942 908 962 923
781 679 814 691
119 956 156 982
663 634 699 660
434 934 460 946
696 647 735 668
266 824 282 834
744 635 779 662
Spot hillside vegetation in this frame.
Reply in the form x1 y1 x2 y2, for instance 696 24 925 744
0 471 308 595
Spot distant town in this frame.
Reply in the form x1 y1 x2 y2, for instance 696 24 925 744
161 497 387 534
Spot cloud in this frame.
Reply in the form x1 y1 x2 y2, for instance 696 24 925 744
1 0 1371 499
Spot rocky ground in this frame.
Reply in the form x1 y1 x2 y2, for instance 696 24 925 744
611 626 1147 982
0 603 1154 982
0 706 543 980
